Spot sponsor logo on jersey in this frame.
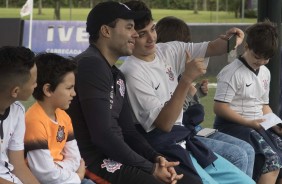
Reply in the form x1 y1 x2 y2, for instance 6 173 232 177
101 159 122 173
155 83 160 90
56 125 65 142
246 83 252 87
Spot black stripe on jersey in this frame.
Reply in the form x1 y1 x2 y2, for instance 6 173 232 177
214 100 229 103
239 55 259 75
66 131 75 142
24 139 48 157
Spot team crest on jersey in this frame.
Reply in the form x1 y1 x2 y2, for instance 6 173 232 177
117 79 125 97
166 66 174 81
262 79 269 90
101 159 122 173
56 125 65 142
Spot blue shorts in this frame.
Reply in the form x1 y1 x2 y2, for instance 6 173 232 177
190 153 255 184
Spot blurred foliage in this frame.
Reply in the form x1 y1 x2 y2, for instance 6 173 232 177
2 0 256 20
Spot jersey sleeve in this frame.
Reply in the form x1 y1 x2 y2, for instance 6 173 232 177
56 140 81 172
27 149 81 184
8 102 25 151
214 67 240 103
24 114 48 152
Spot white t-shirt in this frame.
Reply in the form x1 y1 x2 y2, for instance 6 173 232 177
0 101 25 183
214 58 270 120
120 41 209 132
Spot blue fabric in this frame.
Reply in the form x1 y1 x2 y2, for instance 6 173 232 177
190 153 255 184
81 178 96 184
196 131 255 177
136 124 217 179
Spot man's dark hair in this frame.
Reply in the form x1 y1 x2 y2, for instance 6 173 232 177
0 46 35 92
124 0 153 30
33 53 77 101
156 16 191 43
245 20 278 59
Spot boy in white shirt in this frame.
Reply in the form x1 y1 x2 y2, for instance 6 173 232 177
0 46 39 184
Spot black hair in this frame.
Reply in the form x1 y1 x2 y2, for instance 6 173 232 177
124 0 153 30
0 46 35 91
245 20 278 59
32 53 77 101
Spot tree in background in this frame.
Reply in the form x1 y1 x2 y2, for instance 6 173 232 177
54 0 60 20
38 0 42 15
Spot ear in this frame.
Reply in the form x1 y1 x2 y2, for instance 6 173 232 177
10 86 20 98
43 83 52 97
100 25 111 38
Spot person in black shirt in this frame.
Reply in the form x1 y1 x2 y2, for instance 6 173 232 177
67 1 194 184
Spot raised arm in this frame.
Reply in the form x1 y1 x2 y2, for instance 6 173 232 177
205 27 244 57
154 52 206 132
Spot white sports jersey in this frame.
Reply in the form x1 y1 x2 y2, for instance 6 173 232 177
214 57 270 120
0 101 25 183
120 41 209 132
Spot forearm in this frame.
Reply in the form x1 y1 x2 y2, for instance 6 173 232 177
27 150 81 184
58 140 81 172
262 105 272 115
206 27 244 57
214 102 251 127
0 177 14 184
205 38 227 57
8 150 40 184
154 77 192 132
12 166 40 184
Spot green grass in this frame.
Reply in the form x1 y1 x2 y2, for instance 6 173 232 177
1 7 256 23
201 88 216 128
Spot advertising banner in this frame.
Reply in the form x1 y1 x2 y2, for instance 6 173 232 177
22 20 89 57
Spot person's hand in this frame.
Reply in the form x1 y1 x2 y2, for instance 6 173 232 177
167 167 183 184
76 159 86 181
272 125 282 136
219 27 245 48
246 119 264 130
182 51 207 83
153 162 183 184
154 156 183 183
188 85 197 97
199 79 208 95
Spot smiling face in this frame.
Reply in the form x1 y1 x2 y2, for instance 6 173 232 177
243 48 270 70
49 72 76 110
133 20 157 62
108 18 139 57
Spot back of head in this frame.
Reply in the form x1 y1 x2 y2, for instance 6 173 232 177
245 20 278 59
156 16 191 43
0 46 35 92
33 53 77 101
86 1 146 43
124 0 153 30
